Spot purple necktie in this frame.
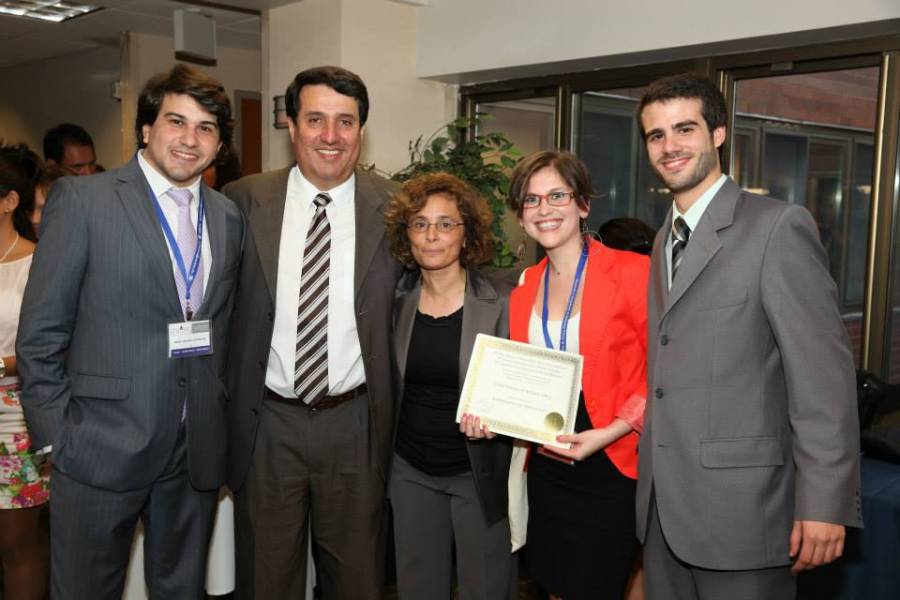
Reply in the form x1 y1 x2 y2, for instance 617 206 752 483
166 187 203 319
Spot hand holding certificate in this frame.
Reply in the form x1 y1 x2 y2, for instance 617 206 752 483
456 334 582 449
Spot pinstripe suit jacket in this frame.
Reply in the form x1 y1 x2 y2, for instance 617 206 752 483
17 157 244 491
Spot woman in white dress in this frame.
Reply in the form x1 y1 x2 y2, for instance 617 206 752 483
0 143 47 600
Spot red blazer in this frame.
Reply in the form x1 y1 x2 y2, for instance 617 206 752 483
509 239 649 479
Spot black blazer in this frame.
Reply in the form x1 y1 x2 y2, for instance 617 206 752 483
392 267 513 525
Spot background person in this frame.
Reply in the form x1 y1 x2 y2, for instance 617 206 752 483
30 165 67 237
507 151 648 600
384 172 516 600
42 123 98 176
0 142 47 600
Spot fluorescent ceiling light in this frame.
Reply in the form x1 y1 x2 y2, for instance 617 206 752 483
0 0 101 23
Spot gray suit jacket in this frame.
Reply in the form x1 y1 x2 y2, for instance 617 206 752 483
392 268 513 525
17 158 244 491
223 168 402 491
635 178 862 570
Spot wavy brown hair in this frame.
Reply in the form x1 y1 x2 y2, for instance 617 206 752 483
384 172 494 269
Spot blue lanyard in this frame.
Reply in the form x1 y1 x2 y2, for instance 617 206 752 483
148 185 205 319
541 242 588 351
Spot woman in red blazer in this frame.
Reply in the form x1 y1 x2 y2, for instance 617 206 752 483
507 151 648 600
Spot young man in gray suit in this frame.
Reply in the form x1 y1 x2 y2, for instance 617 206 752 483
634 73 862 600
16 64 244 599
223 66 402 599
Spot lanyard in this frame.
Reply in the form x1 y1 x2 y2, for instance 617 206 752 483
541 242 588 351
149 185 205 319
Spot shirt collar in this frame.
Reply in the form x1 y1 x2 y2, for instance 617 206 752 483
290 164 356 208
672 173 728 232
137 150 202 202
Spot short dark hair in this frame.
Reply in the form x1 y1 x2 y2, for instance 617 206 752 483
43 123 94 163
507 150 592 216
384 172 494 269
636 73 727 137
285 66 369 126
0 142 42 241
135 64 233 156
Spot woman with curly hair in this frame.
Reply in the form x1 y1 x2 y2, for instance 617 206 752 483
0 142 48 600
385 172 516 599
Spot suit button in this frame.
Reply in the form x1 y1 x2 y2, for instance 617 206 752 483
257 360 265 369
655 388 664 399
251 408 259 416
178 378 187 388
266 312 273 322
660 335 669 346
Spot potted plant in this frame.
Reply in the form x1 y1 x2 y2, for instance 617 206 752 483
390 115 522 269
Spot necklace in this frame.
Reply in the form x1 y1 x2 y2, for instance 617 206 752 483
0 232 19 263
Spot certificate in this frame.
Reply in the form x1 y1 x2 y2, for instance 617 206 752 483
456 333 582 449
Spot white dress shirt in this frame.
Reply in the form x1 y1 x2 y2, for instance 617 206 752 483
265 166 364 398
137 151 212 302
666 174 728 290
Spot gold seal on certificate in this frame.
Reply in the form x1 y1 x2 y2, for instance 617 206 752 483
456 334 582 449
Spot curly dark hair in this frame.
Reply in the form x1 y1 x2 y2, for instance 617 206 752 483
0 142 42 242
384 172 494 269
507 150 592 216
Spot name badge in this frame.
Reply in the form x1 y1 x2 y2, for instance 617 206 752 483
168 320 213 358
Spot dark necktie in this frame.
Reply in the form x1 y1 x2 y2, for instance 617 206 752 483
294 192 332 403
671 216 691 282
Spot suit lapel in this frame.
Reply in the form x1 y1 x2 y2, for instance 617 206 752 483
394 275 421 383
650 215 670 325
116 159 183 318
196 184 226 318
662 179 739 319
248 168 291 304
458 269 501 389
354 171 386 299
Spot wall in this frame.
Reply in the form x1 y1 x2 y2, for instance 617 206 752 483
416 0 900 82
121 32 262 164
0 45 122 168
262 0 457 172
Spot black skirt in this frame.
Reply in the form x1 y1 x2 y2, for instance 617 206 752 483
524 398 638 600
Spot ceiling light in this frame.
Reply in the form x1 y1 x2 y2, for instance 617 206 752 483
0 0 101 23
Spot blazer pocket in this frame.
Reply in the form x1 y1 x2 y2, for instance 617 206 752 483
700 436 784 468
72 373 131 400
698 286 748 311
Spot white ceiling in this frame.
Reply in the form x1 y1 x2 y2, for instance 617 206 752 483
0 0 295 68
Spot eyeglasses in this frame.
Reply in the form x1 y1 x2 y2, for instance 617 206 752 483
521 191 577 210
407 218 464 234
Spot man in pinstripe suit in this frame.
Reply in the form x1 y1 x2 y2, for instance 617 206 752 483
17 65 244 599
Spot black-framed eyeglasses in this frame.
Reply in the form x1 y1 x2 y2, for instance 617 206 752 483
407 218 464 234
521 191 577 210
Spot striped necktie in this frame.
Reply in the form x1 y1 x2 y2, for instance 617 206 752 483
671 216 690 282
294 192 332 403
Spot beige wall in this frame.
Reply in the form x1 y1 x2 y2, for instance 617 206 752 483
262 0 456 172
417 0 900 80
0 45 122 169
121 32 262 164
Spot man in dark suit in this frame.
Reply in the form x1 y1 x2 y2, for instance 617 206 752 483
224 66 401 599
634 73 861 600
16 64 244 599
